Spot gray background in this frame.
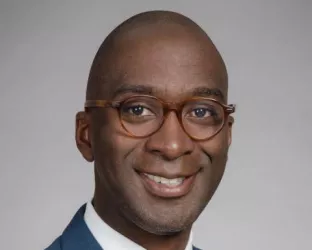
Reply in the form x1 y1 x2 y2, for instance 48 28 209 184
0 1 311 249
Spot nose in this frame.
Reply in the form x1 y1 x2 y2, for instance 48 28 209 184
145 111 195 161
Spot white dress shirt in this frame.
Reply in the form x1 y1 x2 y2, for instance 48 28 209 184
84 201 193 250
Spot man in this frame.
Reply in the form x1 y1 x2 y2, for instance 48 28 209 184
46 10 235 250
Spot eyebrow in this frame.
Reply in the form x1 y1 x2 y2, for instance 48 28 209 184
192 87 225 101
112 84 153 98
112 84 225 101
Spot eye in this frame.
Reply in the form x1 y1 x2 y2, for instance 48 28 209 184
190 107 214 118
124 105 154 116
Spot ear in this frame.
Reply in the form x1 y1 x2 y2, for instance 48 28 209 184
227 116 234 146
75 111 94 162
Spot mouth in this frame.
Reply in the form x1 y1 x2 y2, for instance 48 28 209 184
137 171 198 198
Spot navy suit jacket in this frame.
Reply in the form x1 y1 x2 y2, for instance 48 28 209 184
45 204 201 250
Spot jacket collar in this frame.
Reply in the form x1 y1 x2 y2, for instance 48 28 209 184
60 204 102 250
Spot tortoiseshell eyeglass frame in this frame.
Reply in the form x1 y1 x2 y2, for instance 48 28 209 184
84 95 236 141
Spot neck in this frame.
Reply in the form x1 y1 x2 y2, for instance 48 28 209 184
93 191 192 250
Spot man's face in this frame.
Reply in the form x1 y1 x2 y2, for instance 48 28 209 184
77 29 233 234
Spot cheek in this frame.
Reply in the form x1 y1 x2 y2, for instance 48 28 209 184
95 118 143 175
198 129 229 183
93 111 131 160
200 128 230 157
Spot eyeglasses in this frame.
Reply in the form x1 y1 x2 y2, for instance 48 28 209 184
85 95 235 141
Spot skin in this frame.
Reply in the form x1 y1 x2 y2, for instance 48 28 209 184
75 11 233 250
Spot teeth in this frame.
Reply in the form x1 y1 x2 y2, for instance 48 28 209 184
154 175 161 183
145 174 184 186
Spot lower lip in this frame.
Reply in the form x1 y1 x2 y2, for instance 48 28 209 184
139 173 197 198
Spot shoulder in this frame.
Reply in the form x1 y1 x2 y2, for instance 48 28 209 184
45 237 62 250
193 246 202 250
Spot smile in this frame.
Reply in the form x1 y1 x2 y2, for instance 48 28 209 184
144 173 185 186
138 171 197 198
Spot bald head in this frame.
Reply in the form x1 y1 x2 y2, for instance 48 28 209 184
86 10 228 101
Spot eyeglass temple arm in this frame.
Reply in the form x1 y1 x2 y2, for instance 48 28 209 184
225 104 236 113
84 100 120 108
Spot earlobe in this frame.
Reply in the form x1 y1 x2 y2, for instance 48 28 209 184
76 111 94 162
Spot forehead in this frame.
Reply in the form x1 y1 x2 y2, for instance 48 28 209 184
105 28 227 101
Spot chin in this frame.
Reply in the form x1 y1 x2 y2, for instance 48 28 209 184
142 222 191 235
135 216 192 235
121 198 203 235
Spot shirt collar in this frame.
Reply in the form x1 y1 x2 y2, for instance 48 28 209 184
84 201 193 250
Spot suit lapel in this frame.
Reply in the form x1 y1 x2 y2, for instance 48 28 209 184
59 204 102 250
